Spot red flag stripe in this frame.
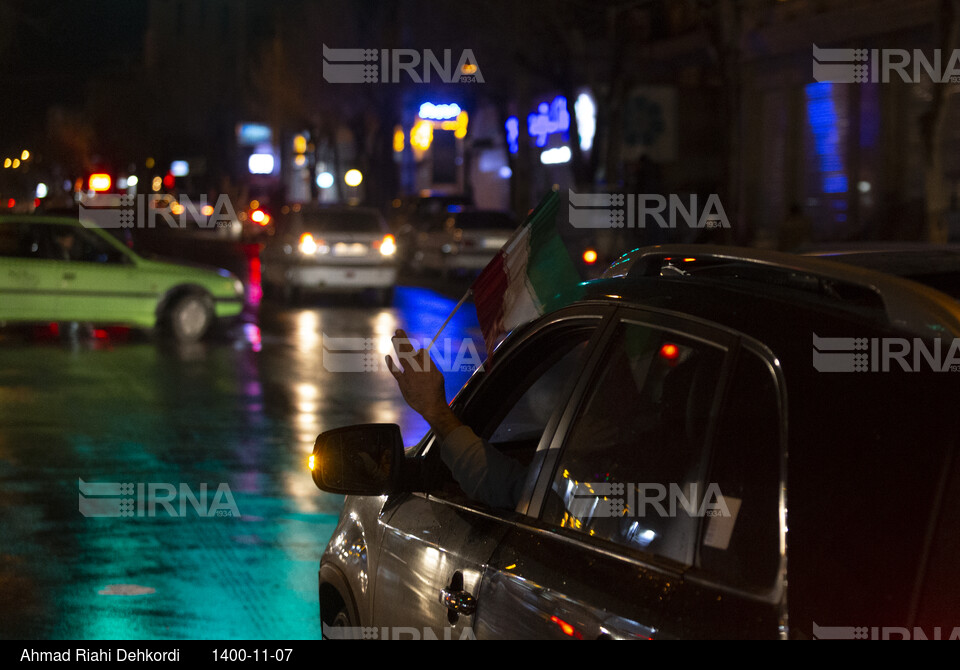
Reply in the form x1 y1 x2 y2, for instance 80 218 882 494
472 249 508 357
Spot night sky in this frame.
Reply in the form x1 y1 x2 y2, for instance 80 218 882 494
0 0 148 149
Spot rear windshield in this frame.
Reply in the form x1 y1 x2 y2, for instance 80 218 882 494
284 210 384 233
453 211 516 230
416 197 472 214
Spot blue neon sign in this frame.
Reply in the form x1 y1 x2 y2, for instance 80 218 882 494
805 82 848 195
505 117 519 154
527 96 570 147
419 102 462 120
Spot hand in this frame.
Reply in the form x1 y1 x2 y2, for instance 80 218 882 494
386 329 462 439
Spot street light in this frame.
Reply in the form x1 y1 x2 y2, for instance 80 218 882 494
316 172 334 189
344 169 363 187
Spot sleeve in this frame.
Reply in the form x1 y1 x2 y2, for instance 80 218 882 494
440 425 528 510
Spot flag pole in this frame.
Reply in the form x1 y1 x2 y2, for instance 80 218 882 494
426 288 472 353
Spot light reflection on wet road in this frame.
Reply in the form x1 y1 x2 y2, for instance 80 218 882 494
0 286 481 640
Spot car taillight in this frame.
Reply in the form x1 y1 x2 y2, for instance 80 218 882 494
297 233 328 256
251 209 271 226
299 233 318 255
88 173 112 192
378 234 396 256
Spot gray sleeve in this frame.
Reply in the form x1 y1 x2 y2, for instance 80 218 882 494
440 425 527 510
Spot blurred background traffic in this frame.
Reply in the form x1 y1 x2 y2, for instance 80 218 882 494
3 0 960 292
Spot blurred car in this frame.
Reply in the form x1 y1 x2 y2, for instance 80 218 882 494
389 193 474 267
0 214 245 341
311 245 960 639
260 205 398 305
802 243 960 301
411 210 517 277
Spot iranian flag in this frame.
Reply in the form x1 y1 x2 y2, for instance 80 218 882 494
471 190 584 358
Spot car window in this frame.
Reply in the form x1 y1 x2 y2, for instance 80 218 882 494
485 341 589 447
696 349 782 594
427 322 597 505
283 210 384 233
452 212 516 230
541 321 725 567
44 224 127 264
416 197 471 215
0 221 37 258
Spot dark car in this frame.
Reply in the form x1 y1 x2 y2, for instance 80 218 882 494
311 245 960 639
389 193 474 268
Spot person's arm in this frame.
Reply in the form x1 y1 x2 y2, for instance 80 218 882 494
440 424 527 509
385 329 525 508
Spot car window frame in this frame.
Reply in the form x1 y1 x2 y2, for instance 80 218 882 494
681 337 789 606
63 224 135 265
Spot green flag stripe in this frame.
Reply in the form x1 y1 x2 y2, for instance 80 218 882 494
527 192 584 310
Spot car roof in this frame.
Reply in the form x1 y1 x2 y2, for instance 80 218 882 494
589 245 960 341
0 214 85 226
289 204 383 215
803 245 960 276
276 205 386 222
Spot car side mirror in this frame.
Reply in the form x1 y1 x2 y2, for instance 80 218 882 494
311 424 405 495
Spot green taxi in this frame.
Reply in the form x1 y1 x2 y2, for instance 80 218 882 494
0 215 244 342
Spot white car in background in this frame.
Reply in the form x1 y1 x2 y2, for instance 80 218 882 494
411 210 516 278
261 206 398 305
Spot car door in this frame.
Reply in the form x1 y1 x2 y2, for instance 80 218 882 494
370 308 611 638
46 224 149 324
472 307 747 639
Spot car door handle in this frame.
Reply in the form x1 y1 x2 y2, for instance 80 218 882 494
440 570 477 619
440 588 477 616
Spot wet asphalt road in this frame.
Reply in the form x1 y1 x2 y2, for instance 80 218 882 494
0 281 480 640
